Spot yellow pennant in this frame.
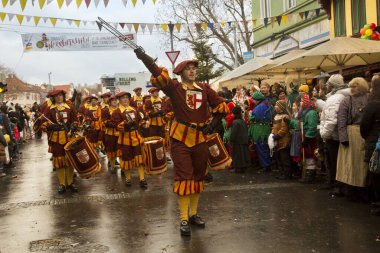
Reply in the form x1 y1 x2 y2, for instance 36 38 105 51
16 14 24 25
152 0 156 4
0 12 6 22
50 18 57 27
20 0 27 11
175 23 181 32
57 0 64 8
2 0 8 7
220 21 226 27
252 19 257 27
33 16 41 26
131 0 137 7
133 23 139 32
38 0 46 9
76 0 83 8
202 22 207 31
282 15 287 25
161 24 168 32
74 20 81 27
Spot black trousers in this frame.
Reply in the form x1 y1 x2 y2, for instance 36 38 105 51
325 140 340 185
276 147 292 177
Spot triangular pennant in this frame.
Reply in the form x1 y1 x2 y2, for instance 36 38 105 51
131 0 137 6
147 23 154 34
304 10 309 19
66 0 72 6
252 19 257 27
195 23 202 32
140 23 146 33
152 0 156 4
263 18 268 27
168 23 174 33
119 23 125 29
202 22 207 31
50 18 58 27
299 12 304 20
126 23 132 32
74 20 80 27
207 22 214 30
82 20 87 26
2 0 8 8
276 16 281 26
175 23 181 33
142 0 146 4
33 16 40 25
66 19 73 25
214 23 220 31
221 21 226 27
42 17 49 23
85 0 90 7
270 17 275 28
287 14 293 23
57 0 64 8
76 0 82 8
103 0 109 7
0 12 6 22
16 14 24 25
133 23 139 32
25 15 32 22
47 0 54 4
93 0 100 7
113 22 118 29
7 13 14 21
316 8 321 17
90 21 95 25
155 23 160 32
281 15 287 25
122 0 127 7
95 21 102 31
9 0 16 6
161 23 168 32
19 0 27 11
227 21 232 28
38 0 46 9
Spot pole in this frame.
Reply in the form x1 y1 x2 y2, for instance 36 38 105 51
169 21 175 72
234 24 238 69
48 72 52 91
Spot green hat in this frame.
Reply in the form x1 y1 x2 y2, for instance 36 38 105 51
252 91 265 101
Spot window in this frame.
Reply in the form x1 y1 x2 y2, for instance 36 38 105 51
351 0 366 34
284 0 296 11
378 0 380 24
260 0 271 18
334 0 346 37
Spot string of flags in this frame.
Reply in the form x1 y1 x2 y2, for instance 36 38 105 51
0 0 157 10
0 8 324 34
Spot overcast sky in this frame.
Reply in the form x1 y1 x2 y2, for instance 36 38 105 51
0 1 190 85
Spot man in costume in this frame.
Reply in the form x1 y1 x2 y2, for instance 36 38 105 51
77 96 91 125
99 92 112 154
131 87 144 108
145 87 165 138
111 91 147 189
134 49 229 236
41 90 78 194
84 95 101 150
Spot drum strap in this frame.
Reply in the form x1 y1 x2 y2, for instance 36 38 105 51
54 108 69 133
174 118 205 131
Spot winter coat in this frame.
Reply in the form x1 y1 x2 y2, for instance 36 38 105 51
360 100 380 162
230 118 249 145
320 88 351 141
338 94 368 143
302 109 319 139
272 113 291 151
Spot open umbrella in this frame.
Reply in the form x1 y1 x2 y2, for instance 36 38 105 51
269 37 380 74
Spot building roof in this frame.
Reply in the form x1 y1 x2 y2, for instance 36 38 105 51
5 75 42 93
52 84 72 94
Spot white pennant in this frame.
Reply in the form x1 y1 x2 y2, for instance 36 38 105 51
82 20 87 26
126 23 132 32
66 0 72 6
94 0 100 7
181 23 187 33
25 15 32 22
122 0 127 7
42 17 49 23
113 22 118 29
155 23 160 32
47 0 54 4
214 23 221 31
147 23 154 34
10 0 16 5
140 23 146 33
66 19 73 25
7 13 14 21
90 21 96 25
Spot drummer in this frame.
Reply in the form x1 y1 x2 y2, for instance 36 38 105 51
111 91 148 189
145 87 165 138
134 49 228 236
131 87 144 108
77 95 91 125
102 95 119 173
99 92 112 153
41 89 79 194
84 95 101 150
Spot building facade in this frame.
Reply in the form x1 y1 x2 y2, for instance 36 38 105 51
101 72 152 95
4 75 44 106
252 0 330 58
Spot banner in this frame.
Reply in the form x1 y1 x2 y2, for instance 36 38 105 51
21 32 136 52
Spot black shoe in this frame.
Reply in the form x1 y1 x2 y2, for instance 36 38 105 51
180 220 191 236
125 180 132 187
115 160 120 166
68 184 78 193
139 179 148 189
205 173 213 183
58 185 66 194
189 214 205 228
110 167 116 174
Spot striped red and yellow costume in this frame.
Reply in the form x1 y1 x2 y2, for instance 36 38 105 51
145 93 165 138
101 104 119 167
85 104 101 149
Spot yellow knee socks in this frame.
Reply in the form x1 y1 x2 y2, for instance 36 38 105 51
57 168 65 186
189 193 200 217
178 195 190 222
137 166 145 181
124 170 131 181
110 158 116 167
66 167 74 186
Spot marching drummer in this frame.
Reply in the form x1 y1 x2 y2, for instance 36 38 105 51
41 89 79 194
99 92 112 153
102 95 119 174
77 95 91 125
131 87 144 108
145 87 165 138
134 49 228 236
111 91 148 189
84 95 101 150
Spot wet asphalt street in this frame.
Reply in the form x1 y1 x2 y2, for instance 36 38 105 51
1 137 380 253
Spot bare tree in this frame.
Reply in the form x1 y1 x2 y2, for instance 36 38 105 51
158 0 253 71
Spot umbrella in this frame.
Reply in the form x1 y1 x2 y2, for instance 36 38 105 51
269 37 380 74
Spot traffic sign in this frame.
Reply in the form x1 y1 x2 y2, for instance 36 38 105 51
165 51 180 65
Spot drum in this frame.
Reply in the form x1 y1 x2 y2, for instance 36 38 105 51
33 115 44 133
143 136 167 175
64 136 101 178
206 133 232 171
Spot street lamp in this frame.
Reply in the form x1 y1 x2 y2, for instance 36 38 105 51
48 72 52 91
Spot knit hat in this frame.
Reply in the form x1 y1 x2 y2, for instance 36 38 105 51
232 106 242 115
252 91 265 101
326 74 344 88
298 84 309 93
275 100 289 114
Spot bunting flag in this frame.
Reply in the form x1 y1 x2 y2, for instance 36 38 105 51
195 23 201 32
47 0 53 4
66 0 73 6
57 0 64 8
10 0 15 5
270 17 275 28
66 19 73 26
140 23 146 33
8 13 14 21
152 0 156 4
299 12 304 20
93 0 100 7
133 23 139 32
33 16 40 26
202 22 207 31
168 23 174 33
0 13 6 22
119 22 125 29
85 0 91 7
304 10 309 19
25 15 32 22
131 0 137 7
103 0 109 7
2 0 8 8
316 8 321 17
38 0 46 9
16 14 24 24
263 18 268 27
76 0 82 8
147 23 154 34
175 23 181 32
161 23 168 33
126 23 132 32
252 19 256 27
19 0 27 11
281 15 287 25
142 0 146 4
122 0 127 7
42 17 48 23
276 16 281 26
50 18 57 27
74 19 80 27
